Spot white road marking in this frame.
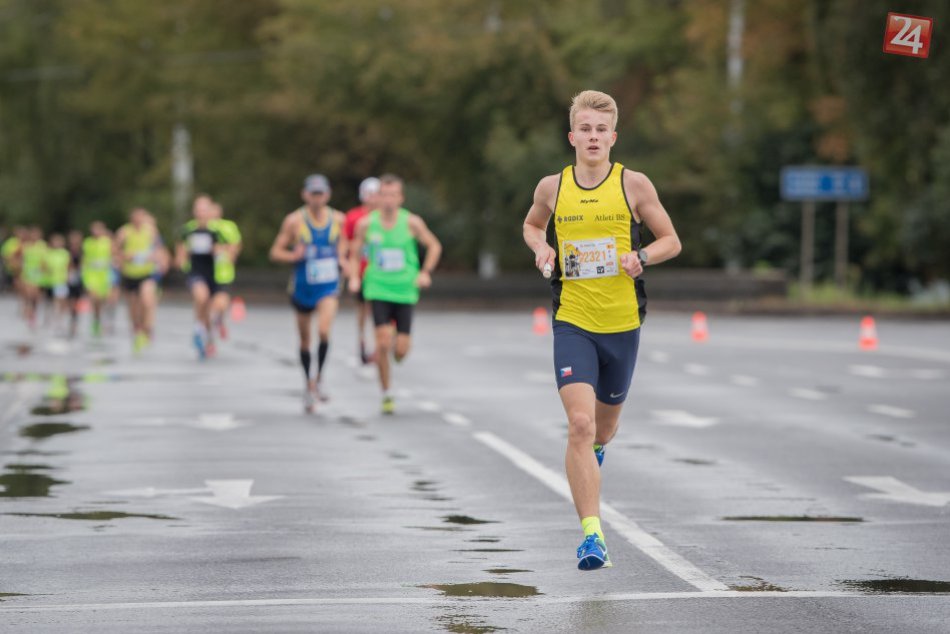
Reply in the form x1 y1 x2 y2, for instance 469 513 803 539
44 339 71 355
789 388 826 401
730 375 759 387
648 351 670 363
683 363 710 376
523 371 552 384
103 486 209 498
0 591 898 613
848 364 887 379
911 368 946 380
189 480 284 510
474 431 728 592
844 476 950 507
417 401 442 413
867 404 915 419
651 410 719 429
195 413 249 430
442 413 471 427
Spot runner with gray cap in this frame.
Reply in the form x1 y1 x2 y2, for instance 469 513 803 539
270 173 349 413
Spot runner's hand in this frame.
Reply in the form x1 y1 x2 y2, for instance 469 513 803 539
416 271 432 289
534 245 556 275
620 252 643 278
348 276 361 294
290 243 306 262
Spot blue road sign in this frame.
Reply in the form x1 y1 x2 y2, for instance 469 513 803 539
781 166 869 201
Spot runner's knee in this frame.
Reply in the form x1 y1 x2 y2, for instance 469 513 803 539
567 410 595 443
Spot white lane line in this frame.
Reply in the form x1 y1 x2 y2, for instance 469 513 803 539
649 351 670 363
651 410 719 429
844 476 950 507
473 431 728 592
867 404 915 419
848 365 887 379
0 591 891 613
789 388 826 401
442 413 471 427
730 375 759 387
0 383 33 427
417 401 442 413
683 363 710 376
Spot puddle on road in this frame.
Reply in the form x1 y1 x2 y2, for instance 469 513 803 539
407 526 465 532
624 443 658 451
0 593 29 600
443 515 498 526
866 434 916 448
467 538 500 543
0 464 69 497
412 480 439 492
839 578 950 594
674 458 717 466
722 513 865 523
7 342 32 357
5 510 178 521
355 434 376 442
730 576 787 592
424 582 540 598
18 422 89 440
485 568 532 575
29 375 86 416
435 613 502 633
389 452 410 460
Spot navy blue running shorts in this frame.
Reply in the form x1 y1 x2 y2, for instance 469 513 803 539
553 320 641 405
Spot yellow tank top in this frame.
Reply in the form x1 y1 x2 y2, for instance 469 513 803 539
552 162 642 333
121 224 156 278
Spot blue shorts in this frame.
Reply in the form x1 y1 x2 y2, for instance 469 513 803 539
553 320 641 405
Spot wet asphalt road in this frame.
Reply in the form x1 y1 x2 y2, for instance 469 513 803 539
1 296 949 633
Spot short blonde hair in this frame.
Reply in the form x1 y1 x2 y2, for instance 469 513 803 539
569 90 618 130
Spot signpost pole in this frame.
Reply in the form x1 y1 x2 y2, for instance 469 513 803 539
834 201 849 290
800 200 815 298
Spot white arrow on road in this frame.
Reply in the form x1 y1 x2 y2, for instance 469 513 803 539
848 364 887 379
651 410 719 429
103 486 209 498
844 476 950 507
189 480 284 510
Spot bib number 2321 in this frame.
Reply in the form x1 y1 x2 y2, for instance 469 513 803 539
561 237 619 280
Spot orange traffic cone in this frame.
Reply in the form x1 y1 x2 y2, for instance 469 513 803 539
691 311 709 342
230 297 247 323
532 307 550 336
859 316 878 350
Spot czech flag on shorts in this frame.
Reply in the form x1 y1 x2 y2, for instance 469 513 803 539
560 366 573 378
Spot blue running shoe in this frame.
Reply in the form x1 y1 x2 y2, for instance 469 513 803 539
594 444 606 467
577 533 609 571
193 331 206 360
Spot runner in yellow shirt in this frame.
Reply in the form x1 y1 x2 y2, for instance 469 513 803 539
522 90 681 570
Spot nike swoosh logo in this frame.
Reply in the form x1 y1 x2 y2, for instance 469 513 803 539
609 392 625 399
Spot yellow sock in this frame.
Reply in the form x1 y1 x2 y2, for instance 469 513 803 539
581 516 603 540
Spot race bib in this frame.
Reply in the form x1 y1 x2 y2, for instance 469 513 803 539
376 248 406 272
132 252 150 264
561 237 619 280
189 233 213 254
306 257 339 285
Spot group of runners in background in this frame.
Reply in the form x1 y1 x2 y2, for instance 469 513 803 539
1 172 442 417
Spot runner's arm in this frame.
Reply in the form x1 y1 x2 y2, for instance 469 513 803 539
347 217 369 293
269 214 304 264
409 215 441 277
334 211 350 277
624 170 681 267
523 175 559 272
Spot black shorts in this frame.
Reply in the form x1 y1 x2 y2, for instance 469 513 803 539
370 300 413 335
68 283 84 300
121 275 150 292
187 273 218 296
553 320 641 405
213 283 232 296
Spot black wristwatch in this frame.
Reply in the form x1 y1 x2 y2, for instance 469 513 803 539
637 250 649 266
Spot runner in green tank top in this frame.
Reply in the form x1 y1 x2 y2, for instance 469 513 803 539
348 174 442 415
20 227 46 329
116 208 161 353
82 221 115 337
208 201 242 341
44 234 72 334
